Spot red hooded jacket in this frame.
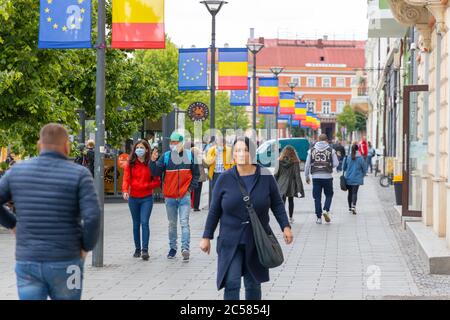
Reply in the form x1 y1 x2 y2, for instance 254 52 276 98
122 160 160 198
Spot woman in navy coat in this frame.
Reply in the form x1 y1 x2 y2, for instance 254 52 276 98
200 137 293 300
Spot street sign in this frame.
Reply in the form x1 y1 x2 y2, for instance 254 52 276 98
187 102 209 122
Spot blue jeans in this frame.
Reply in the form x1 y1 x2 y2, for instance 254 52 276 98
165 193 191 251
224 245 261 300
128 196 154 251
15 258 84 300
312 178 334 218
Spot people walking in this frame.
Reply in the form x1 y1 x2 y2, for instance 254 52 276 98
304 134 339 224
334 140 346 172
343 144 367 214
359 136 368 160
85 140 95 176
150 132 199 262
200 136 293 300
122 140 160 261
205 135 233 194
0 123 100 300
191 144 208 212
275 145 305 224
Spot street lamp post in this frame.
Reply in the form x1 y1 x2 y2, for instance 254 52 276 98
270 67 284 147
200 1 227 131
246 42 264 131
287 81 298 137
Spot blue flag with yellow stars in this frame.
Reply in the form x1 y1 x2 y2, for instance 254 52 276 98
178 48 208 91
38 0 92 49
230 78 251 106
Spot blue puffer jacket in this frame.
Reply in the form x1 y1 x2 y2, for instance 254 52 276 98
0 151 101 262
343 153 367 186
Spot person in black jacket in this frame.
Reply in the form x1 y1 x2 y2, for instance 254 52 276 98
200 136 293 300
0 123 101 300
85 140 95 176
334 140 346 172
275 145 305 224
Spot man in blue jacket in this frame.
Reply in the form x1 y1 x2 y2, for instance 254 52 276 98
0 123 101 300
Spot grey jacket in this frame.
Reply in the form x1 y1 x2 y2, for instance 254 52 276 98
304 141 339 180
275 159 305 198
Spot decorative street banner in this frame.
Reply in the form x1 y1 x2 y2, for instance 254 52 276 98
218 48 248 90
289 119 300 127
279 92 295 115
112 0 165 49
187 102 209 122
293 102 307 121
258 78 279 106
178 48 208 91
38 0 92 49
230 78 251 106
258 106 275 115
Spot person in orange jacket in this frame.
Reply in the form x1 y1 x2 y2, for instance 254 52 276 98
122 140 160 261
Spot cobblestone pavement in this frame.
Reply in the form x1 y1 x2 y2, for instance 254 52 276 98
1 174 449 300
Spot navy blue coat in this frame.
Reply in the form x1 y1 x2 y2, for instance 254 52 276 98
202 165 290 290
0 151 101 262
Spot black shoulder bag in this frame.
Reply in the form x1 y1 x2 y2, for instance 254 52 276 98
235 176 284 269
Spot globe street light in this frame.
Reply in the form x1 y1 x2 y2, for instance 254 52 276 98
247 42 264 131
287 81 298 137
270 67 284 146
200 1 227 131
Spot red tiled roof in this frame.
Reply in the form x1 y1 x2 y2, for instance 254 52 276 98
251 38 366 69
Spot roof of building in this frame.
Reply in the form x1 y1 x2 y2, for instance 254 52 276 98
252 38 366 69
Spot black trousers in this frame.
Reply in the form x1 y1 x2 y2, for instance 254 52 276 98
347 185 360 208
193 182 203 210
282 196 294 218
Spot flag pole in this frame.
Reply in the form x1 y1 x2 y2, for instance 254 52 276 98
92 0 106 268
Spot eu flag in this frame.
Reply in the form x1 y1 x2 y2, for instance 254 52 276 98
178 48 208 91
230 78 251 106
38 0 92 49
258 106 275 115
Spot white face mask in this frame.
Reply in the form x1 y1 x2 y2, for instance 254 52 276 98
170 145 178 152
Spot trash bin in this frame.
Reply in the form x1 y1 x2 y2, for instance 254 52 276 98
393 175 403 206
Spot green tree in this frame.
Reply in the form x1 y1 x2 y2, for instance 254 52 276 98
354 111 367 133
337 105 356 140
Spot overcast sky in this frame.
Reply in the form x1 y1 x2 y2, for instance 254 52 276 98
165 0 369 48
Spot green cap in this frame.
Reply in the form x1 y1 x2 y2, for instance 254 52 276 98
170 132 184 142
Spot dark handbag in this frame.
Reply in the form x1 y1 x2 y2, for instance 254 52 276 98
340 175 348 191
340 157 348 191
235 177 284 269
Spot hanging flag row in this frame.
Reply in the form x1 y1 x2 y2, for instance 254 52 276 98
38 0 165 49
178 48 250 91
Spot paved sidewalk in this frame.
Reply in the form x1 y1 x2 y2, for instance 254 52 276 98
0 175 425 300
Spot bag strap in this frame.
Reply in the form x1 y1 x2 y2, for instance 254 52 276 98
234 175 253 209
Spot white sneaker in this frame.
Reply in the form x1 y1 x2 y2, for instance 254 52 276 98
316 217 322 224
323 211 331 223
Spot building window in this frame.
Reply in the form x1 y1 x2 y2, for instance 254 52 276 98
307 77 316 87
322 77 331 88
337 100 345 113
322 101 331 114
291 77 300 86
306 100 316 112
337 77 345 87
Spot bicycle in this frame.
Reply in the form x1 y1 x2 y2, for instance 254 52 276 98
374 153 382 177
379 173 394 187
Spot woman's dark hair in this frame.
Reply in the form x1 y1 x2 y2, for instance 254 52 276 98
233 136 257 163
129 139 151 168
351 144 359 161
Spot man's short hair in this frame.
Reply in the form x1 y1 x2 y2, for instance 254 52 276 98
319 134 328 142
39 123 69 146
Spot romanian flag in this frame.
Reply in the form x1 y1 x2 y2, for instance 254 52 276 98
304 111 314 127
112 0 165 49
293 102 307 121
290 119 300 127
218 48 248 90
279 92 295 115
258 78 279 106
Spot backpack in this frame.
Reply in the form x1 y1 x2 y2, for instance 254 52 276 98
310 146 333 174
